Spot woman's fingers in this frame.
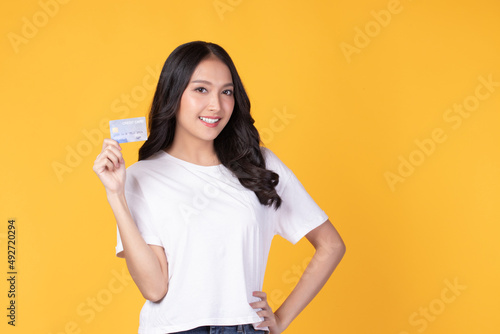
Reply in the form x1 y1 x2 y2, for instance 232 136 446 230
104 145 123 168
249 300 268 310
93 139 125 176
253 291 267 298
102 138 122 151
94 152 115 173
94 143 123 171
250 291 274 325
94 157 114 175
250 291 268 309
252 291 267 301
93 138 126 195
249 291 284 333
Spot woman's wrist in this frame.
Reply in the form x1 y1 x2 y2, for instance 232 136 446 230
106 190 127 207
273 308 291 331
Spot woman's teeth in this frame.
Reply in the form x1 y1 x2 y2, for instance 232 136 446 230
199 117 220 124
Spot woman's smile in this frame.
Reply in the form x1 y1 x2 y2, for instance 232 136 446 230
173 55 235 144
199 116 222 127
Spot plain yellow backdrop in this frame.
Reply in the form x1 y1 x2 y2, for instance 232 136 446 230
1 0 499 333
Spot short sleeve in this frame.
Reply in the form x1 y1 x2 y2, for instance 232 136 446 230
115 170 163 257
263 148 329 244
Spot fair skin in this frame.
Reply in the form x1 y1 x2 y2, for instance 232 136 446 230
93 55 346 333
165 54 235 165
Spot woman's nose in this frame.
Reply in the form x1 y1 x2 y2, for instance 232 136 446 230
208 92 221 111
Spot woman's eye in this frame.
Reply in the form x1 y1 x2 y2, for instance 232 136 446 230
195 87 207 93
222 90 233 96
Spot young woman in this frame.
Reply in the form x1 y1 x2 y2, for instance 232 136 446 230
93 41 346 334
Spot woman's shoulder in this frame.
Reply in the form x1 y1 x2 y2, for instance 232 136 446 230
127 150 165 168
125 150 167 180
259 146 293 179
260 146 278 162
260 146 277 167
123 150 171 196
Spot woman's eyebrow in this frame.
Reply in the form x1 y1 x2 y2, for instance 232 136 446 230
190 79 234 87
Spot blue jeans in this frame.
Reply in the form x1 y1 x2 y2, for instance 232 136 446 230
170 324 269 334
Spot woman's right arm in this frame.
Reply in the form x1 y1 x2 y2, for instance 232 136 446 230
93 139 169 302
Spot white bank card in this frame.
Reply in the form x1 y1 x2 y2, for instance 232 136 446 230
109 117 148 143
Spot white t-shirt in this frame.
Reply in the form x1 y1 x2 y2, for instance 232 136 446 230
115 147 328 334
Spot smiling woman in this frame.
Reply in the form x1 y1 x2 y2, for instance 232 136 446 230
92 41 345 334
139 42 282 206
169 55 235 160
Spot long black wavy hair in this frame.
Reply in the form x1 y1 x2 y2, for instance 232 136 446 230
138 41 282 209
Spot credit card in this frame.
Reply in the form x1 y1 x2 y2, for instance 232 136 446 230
109 117 148 143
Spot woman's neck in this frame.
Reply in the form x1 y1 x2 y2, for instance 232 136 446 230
165 140 220 166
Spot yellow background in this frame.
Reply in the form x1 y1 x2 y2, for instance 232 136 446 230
1 0 499 333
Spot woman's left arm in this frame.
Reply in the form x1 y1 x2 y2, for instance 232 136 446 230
250 219 346 333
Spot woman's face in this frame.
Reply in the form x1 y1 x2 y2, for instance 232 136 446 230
175 55 235 146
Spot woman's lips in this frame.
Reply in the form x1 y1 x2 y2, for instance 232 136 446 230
199 116 221 127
